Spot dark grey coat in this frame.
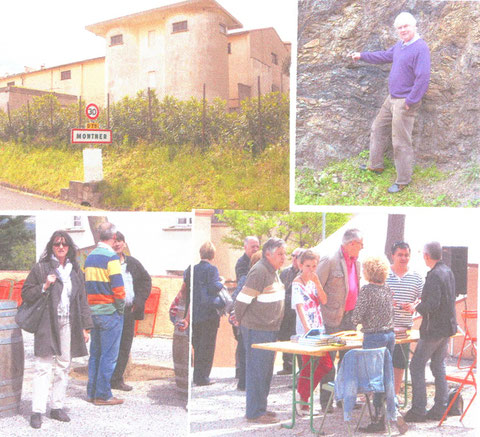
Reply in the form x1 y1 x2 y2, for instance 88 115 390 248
22 258 93 358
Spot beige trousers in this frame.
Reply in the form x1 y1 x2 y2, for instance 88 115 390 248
32 318 71 414
368 95 419 185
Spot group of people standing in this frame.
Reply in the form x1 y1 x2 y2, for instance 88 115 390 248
194 229 457 434
22 222 151 429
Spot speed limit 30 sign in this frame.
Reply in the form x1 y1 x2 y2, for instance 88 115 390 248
85 103 99 120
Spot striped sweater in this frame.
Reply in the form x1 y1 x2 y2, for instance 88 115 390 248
85 243 125 315
234 257 285 331
386 269 424 328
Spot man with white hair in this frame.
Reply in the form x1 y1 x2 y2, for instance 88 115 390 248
317 228 363 411
405 241 457 422
352 12 431 193
234 237 286 424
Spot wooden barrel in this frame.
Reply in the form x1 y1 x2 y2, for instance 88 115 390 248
172 305 189 394
0 301 24 417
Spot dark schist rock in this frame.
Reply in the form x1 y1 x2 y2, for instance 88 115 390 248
296 0 480 172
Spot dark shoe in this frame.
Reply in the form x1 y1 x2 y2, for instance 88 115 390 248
247 414 279 424
237 384 245 391
388 183 407 193
395 415 409 434
30 413 42 429
404 408 427 422
426 407 445 421
50 408 71 422
359 164 384 174
277 368 292 375
111 381 133 391
359 421 386 433
265 410 277 417
94 397 124 406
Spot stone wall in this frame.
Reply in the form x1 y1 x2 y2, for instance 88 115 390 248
296 0 480 171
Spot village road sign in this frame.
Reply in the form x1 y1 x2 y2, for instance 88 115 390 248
85 103 99 120
71 129 112 144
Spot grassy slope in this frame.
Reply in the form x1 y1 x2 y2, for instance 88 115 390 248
0 142 288 211
296 151 480 208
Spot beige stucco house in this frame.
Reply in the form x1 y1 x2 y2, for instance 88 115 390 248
0 0 289 112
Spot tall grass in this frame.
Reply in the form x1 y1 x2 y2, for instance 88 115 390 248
0 142 288 211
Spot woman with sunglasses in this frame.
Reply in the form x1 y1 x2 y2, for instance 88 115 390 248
22 230 93 429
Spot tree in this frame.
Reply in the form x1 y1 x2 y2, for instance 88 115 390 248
0 216 36 270
217 211 351 251
384 214 405 263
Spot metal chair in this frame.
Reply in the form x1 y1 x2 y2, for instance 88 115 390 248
11 281 24 306
134 286 161 337
439 340 476 426
0 279 13 299
333 347 395 436
457 310 477 369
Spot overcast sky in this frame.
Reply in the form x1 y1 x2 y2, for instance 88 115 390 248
1 0 297 76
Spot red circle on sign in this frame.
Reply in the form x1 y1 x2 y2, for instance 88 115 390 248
85 103 100 120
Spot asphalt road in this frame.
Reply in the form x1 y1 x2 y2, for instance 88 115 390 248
0 185 87 210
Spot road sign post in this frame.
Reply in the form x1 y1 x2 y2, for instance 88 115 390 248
70 103 112 182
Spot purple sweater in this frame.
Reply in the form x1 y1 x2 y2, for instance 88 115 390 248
361 39 430 106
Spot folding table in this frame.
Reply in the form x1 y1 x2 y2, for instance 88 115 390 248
253 330 420 434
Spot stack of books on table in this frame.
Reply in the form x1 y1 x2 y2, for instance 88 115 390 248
297 331 346 347
394 327 409 339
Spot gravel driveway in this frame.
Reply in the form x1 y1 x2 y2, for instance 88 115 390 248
2 332 187 437
190 359 477 436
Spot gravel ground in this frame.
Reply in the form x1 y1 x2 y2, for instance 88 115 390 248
190 359 477 436
2 332 187 437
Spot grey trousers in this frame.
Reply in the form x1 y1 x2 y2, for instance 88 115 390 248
368 95 419 185
409 337 449 415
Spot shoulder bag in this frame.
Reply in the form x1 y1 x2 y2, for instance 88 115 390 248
15 290 50 333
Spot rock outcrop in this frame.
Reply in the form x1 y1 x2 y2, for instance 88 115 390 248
296 0 480 171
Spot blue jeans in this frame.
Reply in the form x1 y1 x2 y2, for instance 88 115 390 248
410 337 449 415
87 312 123 400
363 330 396 416
241 327 277 419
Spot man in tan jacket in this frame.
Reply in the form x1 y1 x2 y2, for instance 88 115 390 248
317 228 363 410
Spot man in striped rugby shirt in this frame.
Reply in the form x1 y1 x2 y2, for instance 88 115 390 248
85 222 125 406
386 241 423 394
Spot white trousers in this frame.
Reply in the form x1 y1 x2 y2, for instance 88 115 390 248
32 318 71 413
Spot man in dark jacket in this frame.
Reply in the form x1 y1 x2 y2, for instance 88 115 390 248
405 241 457 422
232 236 259 390
111 231 152 391
277 247 304 375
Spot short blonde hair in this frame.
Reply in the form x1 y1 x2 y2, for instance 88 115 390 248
199 241 216 260
250 250 262 268
362 256 389 284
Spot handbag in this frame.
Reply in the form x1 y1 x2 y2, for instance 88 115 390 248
447 386 464 416
15 290 50 333
212 286 234 316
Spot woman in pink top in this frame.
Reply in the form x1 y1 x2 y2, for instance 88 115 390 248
291 250 332 414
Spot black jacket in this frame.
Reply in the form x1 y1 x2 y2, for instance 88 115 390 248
22 258 93 358
416 261 457 339
124 255 152 320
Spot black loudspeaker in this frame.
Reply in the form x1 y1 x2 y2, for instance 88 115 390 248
442 246 468 295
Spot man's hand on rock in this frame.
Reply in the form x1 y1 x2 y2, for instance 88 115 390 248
350 52 361 61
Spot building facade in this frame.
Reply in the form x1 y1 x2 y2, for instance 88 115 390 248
0 0 289 112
